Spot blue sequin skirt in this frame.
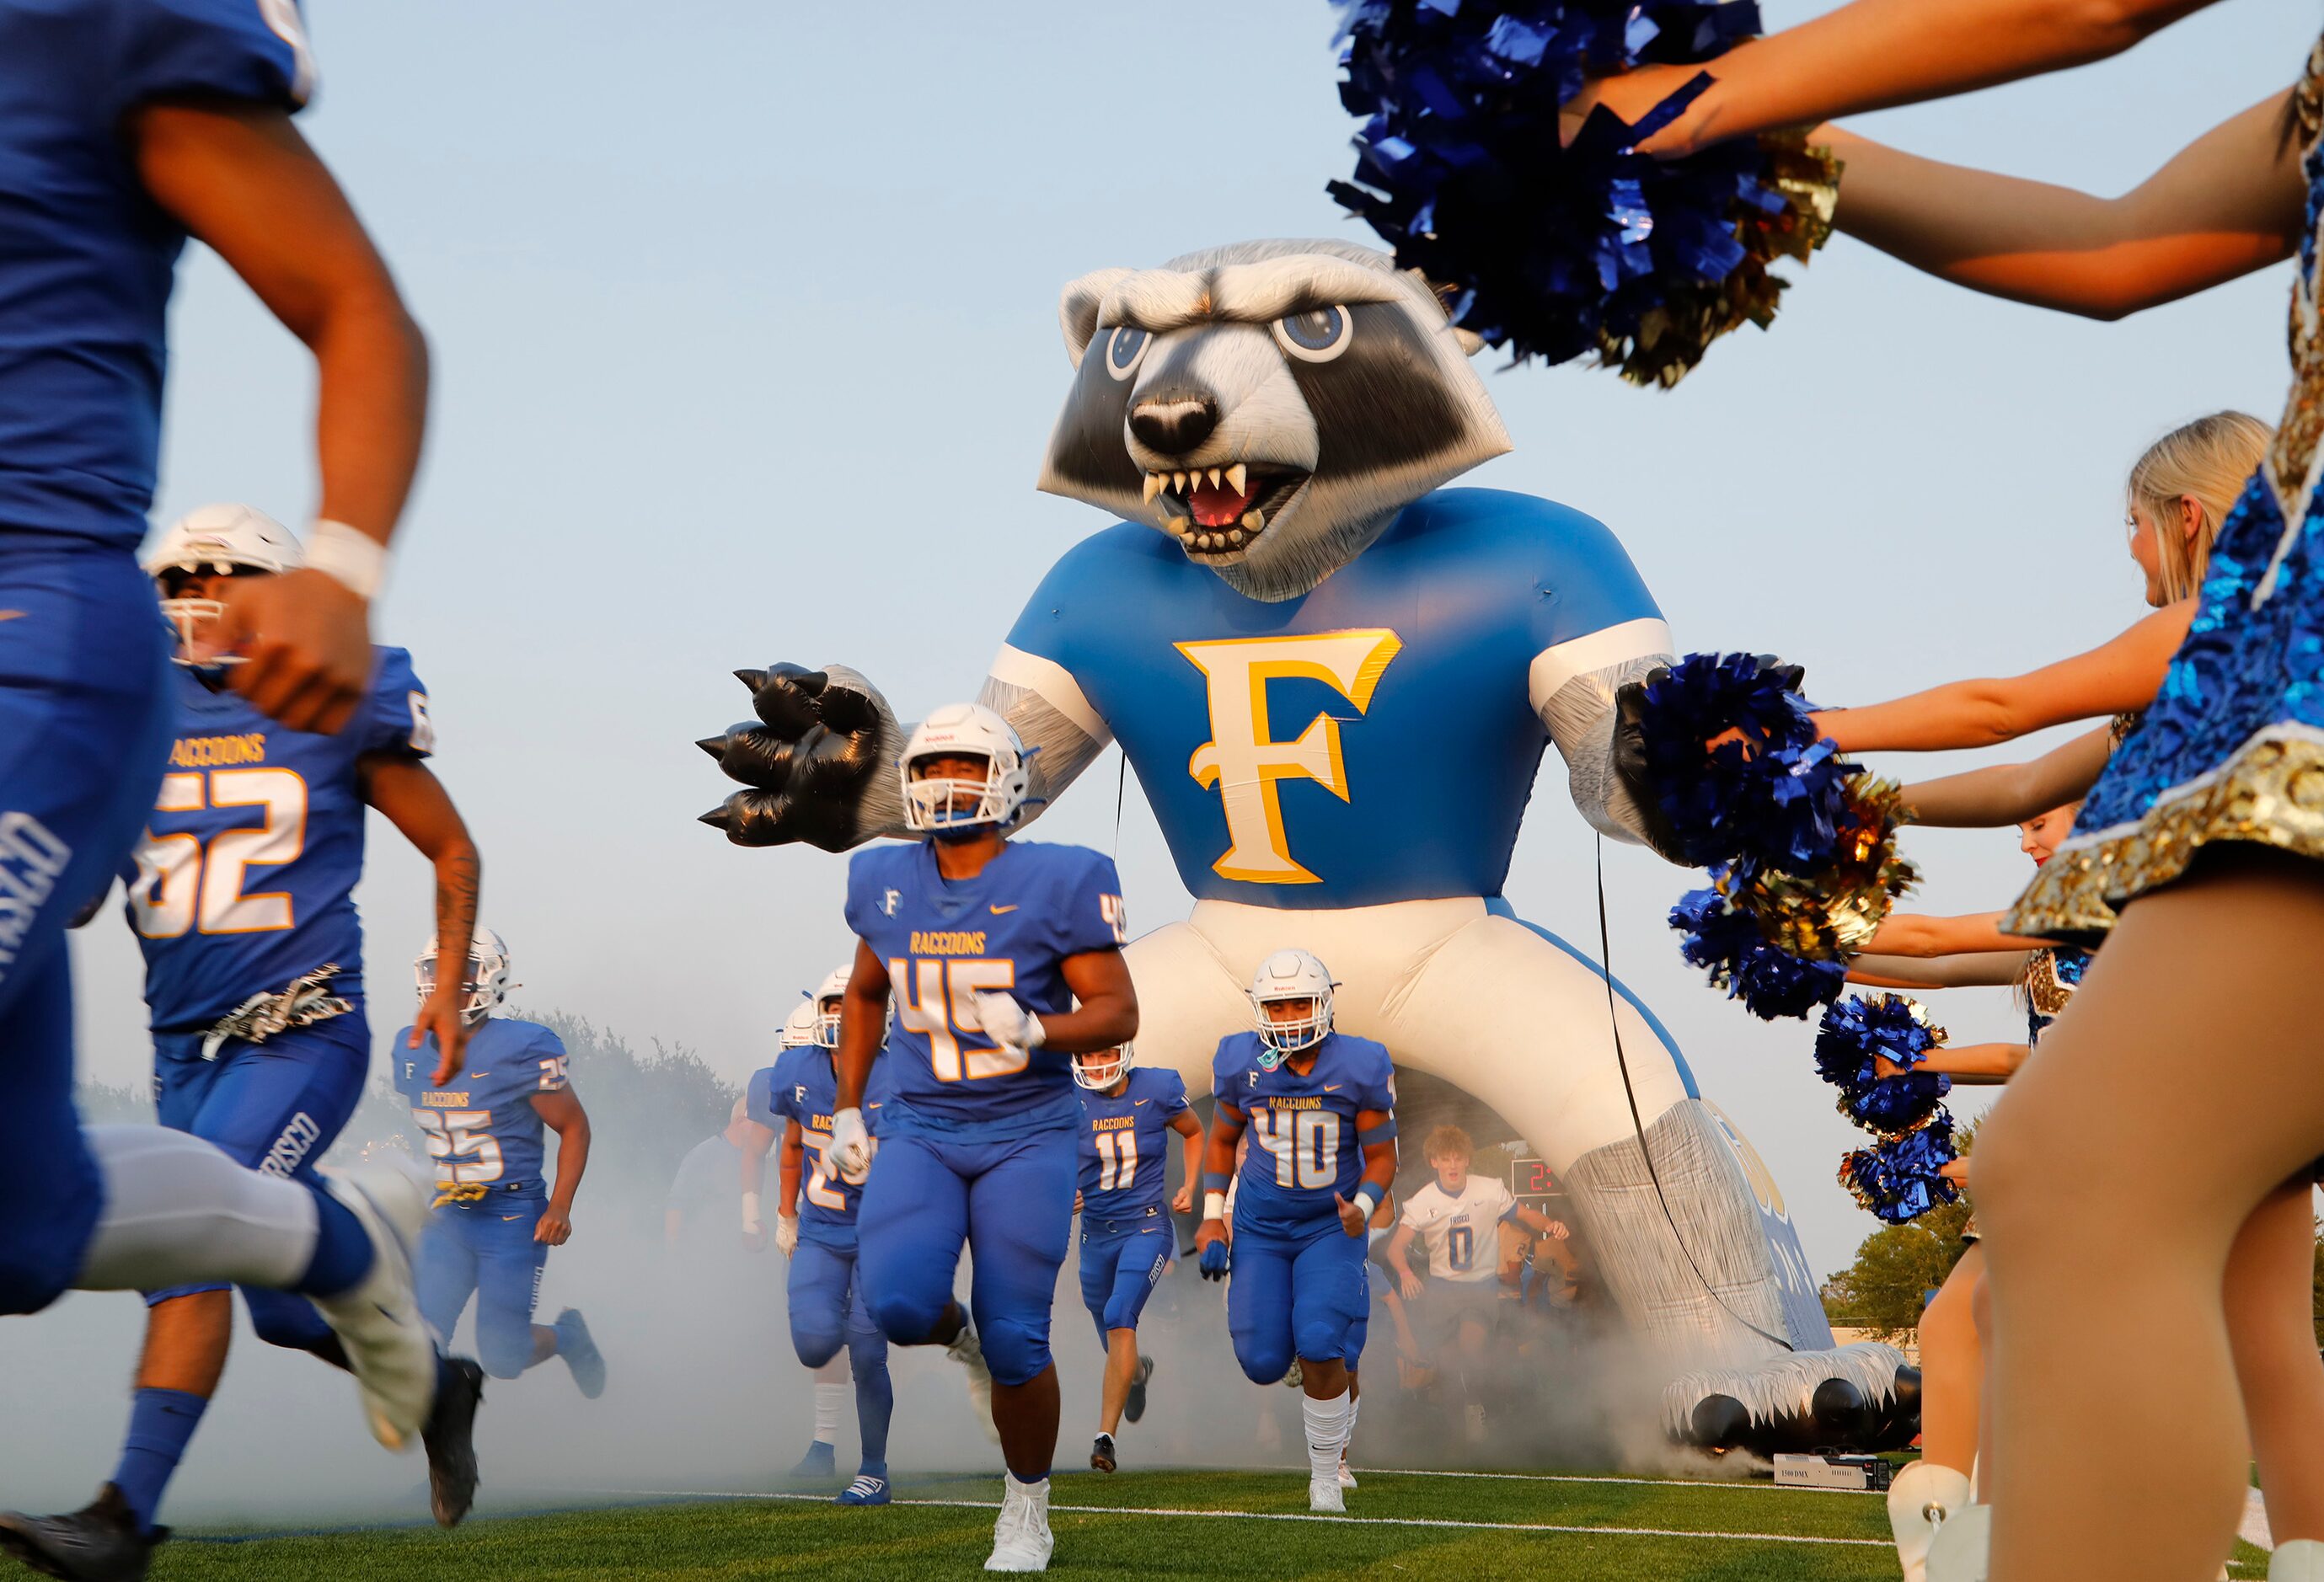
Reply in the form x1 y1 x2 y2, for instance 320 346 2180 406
2006 469 2324 942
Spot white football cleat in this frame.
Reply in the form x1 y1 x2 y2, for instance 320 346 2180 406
947 1320 999 1443
1309 1476 1346 1515
1888 1461 1972 1582
1337 1455 1357 1490
2273 1540 2324 1580
984 1478 1053 1572
1925 1502 1989 1582
310 1160 436 1451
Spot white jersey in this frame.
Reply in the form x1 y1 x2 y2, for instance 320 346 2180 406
1399 1176 1516 1283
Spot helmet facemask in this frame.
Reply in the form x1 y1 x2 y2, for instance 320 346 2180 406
415 931 514 1029
902 751 1027 836
154 564 251 671
1073 1044 1136 1091
814 994 845 1050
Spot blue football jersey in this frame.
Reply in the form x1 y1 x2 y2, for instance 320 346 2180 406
1215 1030 1395 1238
999 489 1664 908
1077 1066 1189 1221
394 1016 570 1195
752 1047 895 1249
0 0 311 546
844 838 1128 1136
121 648 431 1027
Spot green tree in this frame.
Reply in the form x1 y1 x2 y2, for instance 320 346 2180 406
1820 1120 1978 1340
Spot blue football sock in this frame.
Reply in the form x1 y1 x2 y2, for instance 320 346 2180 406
291 1184 372 1297
855 1354 892 1467
111 1388 207 1536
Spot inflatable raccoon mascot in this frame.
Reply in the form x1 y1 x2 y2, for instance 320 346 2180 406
700 239 1912 1455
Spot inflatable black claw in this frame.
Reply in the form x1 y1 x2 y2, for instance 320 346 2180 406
1689 1394 1750 1451
1666 1343 1918 1457
1808 1376 1872 1447
693 661 893 852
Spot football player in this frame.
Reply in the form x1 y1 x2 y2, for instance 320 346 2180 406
827 703 1137 1572
751 967 896 1506
1072 1042 1199 1474
1387 1125 1561 1443
397 930 604 1405
666 1096 759 1248
6 506 484 1574
1195 949 1396 1515
0 3 437 1554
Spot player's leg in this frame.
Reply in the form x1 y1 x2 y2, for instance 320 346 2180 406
1097 1228 1166 1441
415 1211 482 1355
1079 1231 1127 1471
784 1238 854 1481
1288 1231 1366 1511
961 1126 1077 1573
469 1204 553 1382
1225 1233 1299 1387
1340 1300 1369 1489
855 1133 995 1444
834 1250 892 1507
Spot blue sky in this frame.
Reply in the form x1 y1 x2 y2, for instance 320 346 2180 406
71 0 2318 1277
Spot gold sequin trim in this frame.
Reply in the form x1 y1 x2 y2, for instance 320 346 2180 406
2004 730 2324 938
2023 949 2077 1019
2268 36 2324 513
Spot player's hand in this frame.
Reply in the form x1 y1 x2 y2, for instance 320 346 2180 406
214 569 373 735
741 1224 767 1253
1399 1269 1424 1301
971 991 1044 1052
1074 1190 1084 1215
1195 1219 1230 1281
696 663 902 852
1170 1184 1192 1215
415 988 471 1084
1334 1193 1368 1238
828 1107 876 1185
1545 1221 1571 1241
534 1206 572 1246
774 1213 800 1257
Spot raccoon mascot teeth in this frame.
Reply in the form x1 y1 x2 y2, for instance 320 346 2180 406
700 238 1914 1456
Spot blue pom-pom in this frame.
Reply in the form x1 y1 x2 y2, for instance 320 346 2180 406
1670 882 1847 1021
1839 1119 1961 1225
1636 653 1850 873
1812 994 1943 1089
1328 1 1823 379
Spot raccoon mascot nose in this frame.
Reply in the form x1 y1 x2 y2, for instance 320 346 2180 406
1129 393 1218 456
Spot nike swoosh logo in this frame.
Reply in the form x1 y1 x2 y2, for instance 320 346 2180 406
1324 1084 1343 1092
0 611 23 623
501 1214 525 1222
1133 1098 1149 1106
468 1073 490 1079
989 904 1018 915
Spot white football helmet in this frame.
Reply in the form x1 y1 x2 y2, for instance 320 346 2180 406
812 965 853 1049
144 503 304 667
1073 1043 1136 1091
899 703 1031 832
779 998 821 1049
415 927 515 1027
1250 949 1336 1056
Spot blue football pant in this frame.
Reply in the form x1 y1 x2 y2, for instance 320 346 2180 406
0 539 169 1314
788 1238 891 1467
1226 1223 1371 1385
1079 1224 1170 1349
855 1127 1075 1387
417 1195 550 1379
147 1018 369 1354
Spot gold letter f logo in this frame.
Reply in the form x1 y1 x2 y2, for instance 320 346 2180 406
1175 629 1403 885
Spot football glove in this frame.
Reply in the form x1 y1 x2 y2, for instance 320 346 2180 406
774 1214 799 1257
1199 1239 1231 1281
971 991 1044 1051
829 1106 876 1184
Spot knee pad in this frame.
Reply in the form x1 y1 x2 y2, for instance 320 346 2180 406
792 1319 844 1371
977 1315 1051 1388
244 1288 334 1355
868 1285 949 1347
1234 1331 1293 1387
477 1309 537 1380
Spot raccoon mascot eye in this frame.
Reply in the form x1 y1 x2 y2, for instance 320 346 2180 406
1102 325 1150 382
1272 306 1351 363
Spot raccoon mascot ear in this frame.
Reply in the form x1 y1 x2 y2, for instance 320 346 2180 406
1058 267 1135 369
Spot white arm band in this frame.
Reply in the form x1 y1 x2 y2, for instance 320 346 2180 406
1203 1190 1229 1222
306 519 390 601
741 1190 763 1232
1351 1188 1380 1224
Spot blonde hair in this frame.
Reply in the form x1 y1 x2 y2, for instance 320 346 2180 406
2127 412 2272 602
1424 1125 1474 1161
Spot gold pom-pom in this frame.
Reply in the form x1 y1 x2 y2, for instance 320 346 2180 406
1722 777 1920 960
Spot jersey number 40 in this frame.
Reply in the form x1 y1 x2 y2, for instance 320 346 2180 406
1248 1109 1341 1190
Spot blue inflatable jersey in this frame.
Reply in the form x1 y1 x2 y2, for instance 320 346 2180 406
1214 1030 1395 1238
1076 1066 1189 1220
123 648 432 1028
0 0 312 547
1002 489 1663 908
750 1046 895 1249
394 1016 570 1194
844 838 1127 1136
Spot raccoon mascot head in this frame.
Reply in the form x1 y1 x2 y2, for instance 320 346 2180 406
1036 239 1512 603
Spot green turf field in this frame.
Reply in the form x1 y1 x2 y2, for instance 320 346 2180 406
132 1467 2275 1580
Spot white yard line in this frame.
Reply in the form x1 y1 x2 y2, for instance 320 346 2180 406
1364 1466 1880 1496
586 1488 1888 1548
